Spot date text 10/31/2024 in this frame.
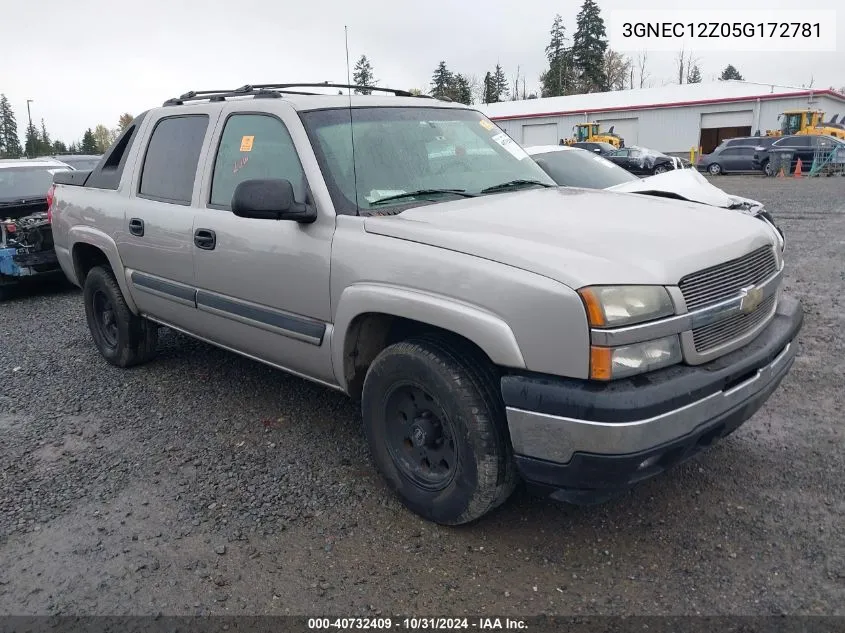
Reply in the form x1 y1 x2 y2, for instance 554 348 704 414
307 617 529 630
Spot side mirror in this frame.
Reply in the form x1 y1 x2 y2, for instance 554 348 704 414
231 179 316 223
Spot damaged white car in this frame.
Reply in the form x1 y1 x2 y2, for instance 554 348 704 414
525 145 784 250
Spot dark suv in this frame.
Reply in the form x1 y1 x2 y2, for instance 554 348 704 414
570 141 617 156
753 134 843 175
698 137 776 175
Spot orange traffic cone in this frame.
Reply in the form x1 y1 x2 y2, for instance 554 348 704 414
794 158 803 178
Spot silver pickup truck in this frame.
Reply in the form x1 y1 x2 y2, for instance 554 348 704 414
50 84 803 525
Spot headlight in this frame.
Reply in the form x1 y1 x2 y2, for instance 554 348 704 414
590 335 682 380
578 285 675 327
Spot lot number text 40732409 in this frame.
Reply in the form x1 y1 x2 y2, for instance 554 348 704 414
307 617 529 630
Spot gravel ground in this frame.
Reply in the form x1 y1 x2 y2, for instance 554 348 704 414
0 175 843 617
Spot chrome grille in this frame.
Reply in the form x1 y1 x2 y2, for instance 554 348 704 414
692 295 776 352
679 246 778 311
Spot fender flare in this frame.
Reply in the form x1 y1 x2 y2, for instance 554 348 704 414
331 283 525 391
67 226 138 313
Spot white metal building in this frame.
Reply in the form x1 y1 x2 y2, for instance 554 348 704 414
477 81 845 155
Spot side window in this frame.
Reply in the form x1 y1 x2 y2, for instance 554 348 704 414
210 114 306 209
139 115 209 205
614 149 629 157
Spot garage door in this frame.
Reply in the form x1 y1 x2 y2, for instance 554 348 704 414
700 110 753 128
522 123 558 147
596 118 638 146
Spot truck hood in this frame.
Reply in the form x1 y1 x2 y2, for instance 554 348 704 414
605 168 764 213
363 187 776 288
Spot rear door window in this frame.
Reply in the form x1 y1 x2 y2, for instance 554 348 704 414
139 115 209 205
209 114 306 209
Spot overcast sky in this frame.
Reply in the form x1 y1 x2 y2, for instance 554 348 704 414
4 0 843 144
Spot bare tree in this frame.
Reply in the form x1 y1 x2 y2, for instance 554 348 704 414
675 48 686 84
636 52 650 89
604 50 631 91
676 49 700 84
511 65 521 101
466 74 485 105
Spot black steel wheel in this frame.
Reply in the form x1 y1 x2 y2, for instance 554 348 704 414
384 384 458 491
83 265 158 367
91 289 119 350
362 335 517 525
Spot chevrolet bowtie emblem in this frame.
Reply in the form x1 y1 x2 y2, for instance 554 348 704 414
740 286 764 314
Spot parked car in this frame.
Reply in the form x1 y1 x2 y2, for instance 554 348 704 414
0 158 71 298
698 137 777 175
606 145 685 175
752 134 844 175
52 85 802 525
570 141 617 156
48 154 102 171
524 145 784 250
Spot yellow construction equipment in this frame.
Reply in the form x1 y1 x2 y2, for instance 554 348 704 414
564 122 625 148
765 109 845 140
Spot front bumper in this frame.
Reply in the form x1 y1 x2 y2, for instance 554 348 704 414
502 295 803 504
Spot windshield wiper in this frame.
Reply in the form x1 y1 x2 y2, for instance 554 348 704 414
481 179 553 194
369 189 477 206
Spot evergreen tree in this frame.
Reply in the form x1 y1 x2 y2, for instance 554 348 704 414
81 129 97 154
38 119 54 155
493 64 509 100
352 55 377 94
483 72 495 104
0 94 24 158
450 74 473 105
540 14 574 97
572 0 608 92
67 142 79 154
430 61 453 100
25 122 40 157
687 64 702 84
53 140 68 154
719 64 744 81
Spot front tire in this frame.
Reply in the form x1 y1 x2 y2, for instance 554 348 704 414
653 164 668 174
83 265 158 367
708 163 722 175
763 160 774 177
361 336 516 525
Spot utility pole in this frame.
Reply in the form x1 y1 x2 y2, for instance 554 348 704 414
26 100 34 157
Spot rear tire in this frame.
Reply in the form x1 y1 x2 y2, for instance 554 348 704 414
83 265 158 367
361 335 517 525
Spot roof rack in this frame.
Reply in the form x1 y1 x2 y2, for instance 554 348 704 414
163 82 435 106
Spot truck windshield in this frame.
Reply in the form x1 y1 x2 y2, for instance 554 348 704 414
0 165 69 204
301 107 556 215
530 149 639 189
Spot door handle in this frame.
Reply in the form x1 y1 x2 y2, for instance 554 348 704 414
128 218 144 237
194 228 216 251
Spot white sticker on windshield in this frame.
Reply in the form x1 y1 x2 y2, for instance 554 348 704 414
491 132 529 160
365 189 407 203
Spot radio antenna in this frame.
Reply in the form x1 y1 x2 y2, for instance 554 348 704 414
345 25 360 214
